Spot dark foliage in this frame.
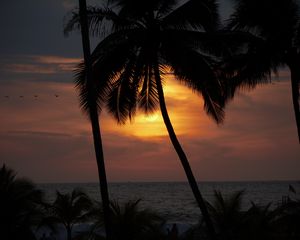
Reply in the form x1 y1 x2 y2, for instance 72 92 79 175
41 189 93 240
83 199 166 240
0 164 44 240
183 189 300 240
225 0 300 142
65 0 227 124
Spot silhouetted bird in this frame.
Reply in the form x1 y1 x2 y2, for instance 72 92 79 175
55 94 59 97
4 96 9 98
19 96 24 98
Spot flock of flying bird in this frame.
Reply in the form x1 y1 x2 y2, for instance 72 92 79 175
3 94 60 98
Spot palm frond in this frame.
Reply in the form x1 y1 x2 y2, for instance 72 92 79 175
110 0 158 27
87 7 118 36
161 29 246 62
0 164 15 180
224 0 294 94
74 30 141 116
201 91 225 124
109 0 179 20
163 0 219 31
131 45 159 114
64 8 81 36
44 189 93 231
0 165 45 238
206 190 246 238
156 0 178 19
222 39 277 92
228 0 298 41
162 35 225 123
106 57 138 124
138 64 159 114
64 6 122 37
87 199 165 240
86 6 140 36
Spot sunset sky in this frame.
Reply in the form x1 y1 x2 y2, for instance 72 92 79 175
0 0 299 183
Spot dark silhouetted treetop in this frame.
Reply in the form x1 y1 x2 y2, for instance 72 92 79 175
225 0 300 142
41 188 93 240
65 1 225 239
0 164 45 240
65 0 226 124
88 199 165 240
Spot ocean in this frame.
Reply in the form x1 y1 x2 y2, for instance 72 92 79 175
39 181 300 225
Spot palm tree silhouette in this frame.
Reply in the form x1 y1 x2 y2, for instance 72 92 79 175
88 199 165 240
75 1 113 239
0 164 45 240
226 0 300 143
276 196 300 239
206 190 245 240
65 0 227 239
42 189 93 240
244 202 280 240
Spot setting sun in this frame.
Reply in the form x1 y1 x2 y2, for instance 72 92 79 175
100 76 212 138
144 113 159 122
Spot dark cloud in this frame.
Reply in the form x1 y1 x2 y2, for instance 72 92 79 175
0 55 80 83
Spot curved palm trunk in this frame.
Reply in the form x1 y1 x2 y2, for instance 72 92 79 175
78 1 113 239
154 66 217 240
288 62 300 143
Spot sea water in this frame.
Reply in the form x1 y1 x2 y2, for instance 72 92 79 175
39 181 300 224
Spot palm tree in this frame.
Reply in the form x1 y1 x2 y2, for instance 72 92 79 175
0 164 45 240
226 0 300 143
276 197 300 239
206 190 245 240
76 1 112 239
244 202 280 240
42 189 93 240
64 1 227 239
88 199 165 240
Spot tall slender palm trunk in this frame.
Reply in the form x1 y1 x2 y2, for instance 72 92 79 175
154 65 217 240
66 225 72 240
288 61 300 143
89 106 113 240
78 1 113 239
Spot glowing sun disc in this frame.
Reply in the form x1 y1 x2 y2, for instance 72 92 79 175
144 113 159 122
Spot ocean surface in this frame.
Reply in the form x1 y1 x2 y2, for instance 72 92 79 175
39 181 300 225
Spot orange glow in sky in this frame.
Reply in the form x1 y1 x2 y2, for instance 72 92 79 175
1 66 299 182
101 74 210 139
0 66 299 182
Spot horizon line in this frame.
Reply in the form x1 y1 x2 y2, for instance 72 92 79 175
37 179 300 185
